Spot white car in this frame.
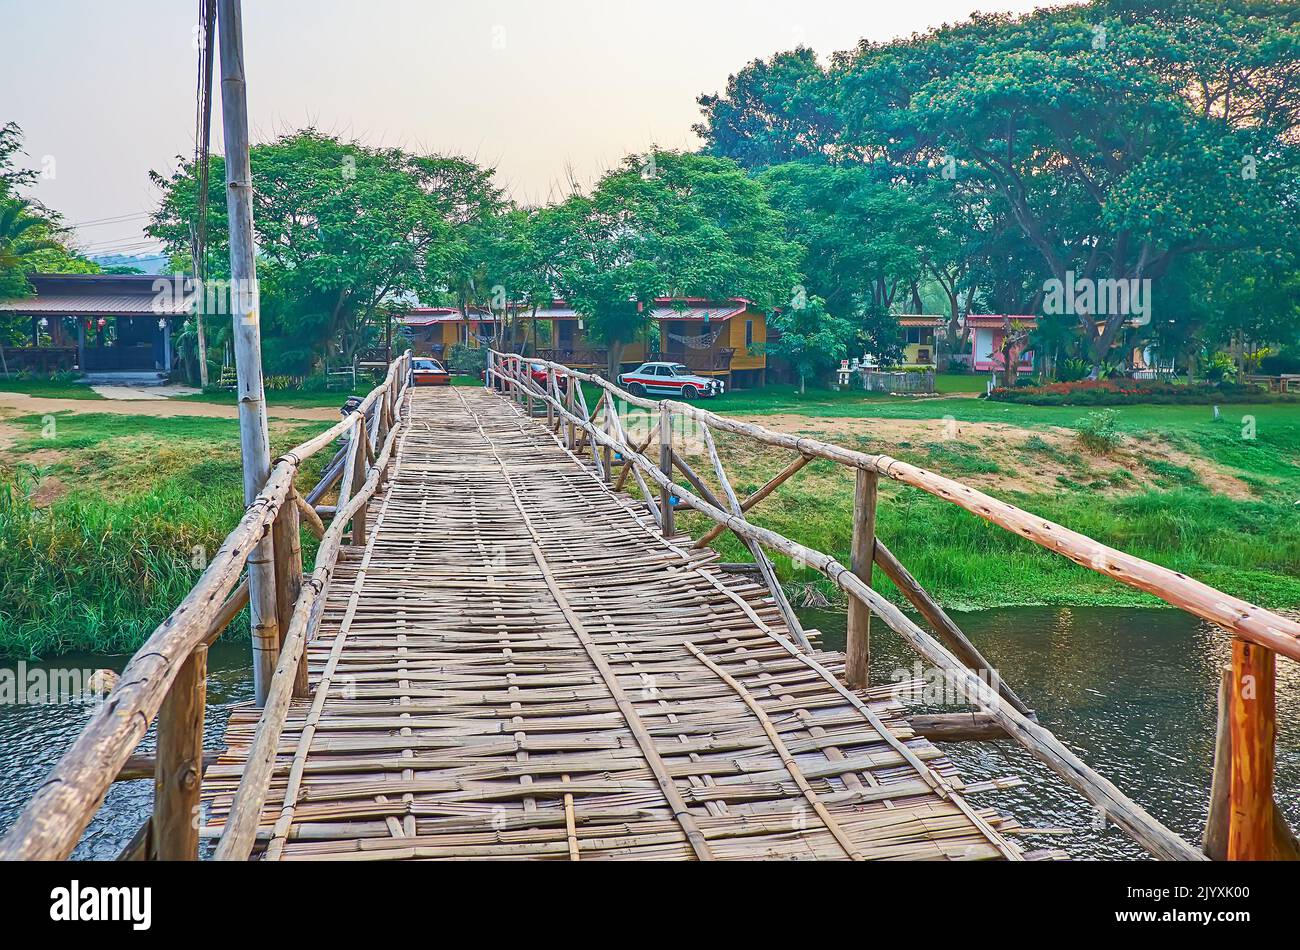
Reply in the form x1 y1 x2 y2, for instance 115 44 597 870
618 362 725 399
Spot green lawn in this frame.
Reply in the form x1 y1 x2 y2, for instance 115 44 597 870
0 377 104 400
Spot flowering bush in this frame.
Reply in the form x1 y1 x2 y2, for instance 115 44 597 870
985 379 1284 406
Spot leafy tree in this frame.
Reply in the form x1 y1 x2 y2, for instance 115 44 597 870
542 150 800 377
700 1 1300 371
149 132 489 372
836 0 1300 364
0 122 37 201
765 295 854 393
695 48 839 167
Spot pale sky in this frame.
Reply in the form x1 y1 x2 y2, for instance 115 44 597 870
0 0 1067 257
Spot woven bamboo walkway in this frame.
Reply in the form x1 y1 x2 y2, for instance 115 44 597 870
203 386 1031 860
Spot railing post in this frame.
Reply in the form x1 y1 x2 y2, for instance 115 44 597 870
1228 637 1276 860
565 373 577 451
351 424 370 547
545 366 555 430
659 404 674 536
845 468 878 688
153 644 207 860
272 496 308 697
600 400 614 484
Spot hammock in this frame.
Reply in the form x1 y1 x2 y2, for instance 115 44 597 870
667 327 724 349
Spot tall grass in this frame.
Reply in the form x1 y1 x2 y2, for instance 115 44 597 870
685 462 1300 613
0 464 245 657
0 413 330 658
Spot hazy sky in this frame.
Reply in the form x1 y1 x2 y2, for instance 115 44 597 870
0 0 1065 256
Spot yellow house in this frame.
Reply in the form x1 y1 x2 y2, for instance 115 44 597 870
402 308 499 357
416 297 770 387
897 315 944 368
651 298 768 388
522 301 648 371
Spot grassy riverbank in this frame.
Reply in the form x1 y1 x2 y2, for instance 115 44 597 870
0 410 330 657
1 386 1295 657
681 397 1300 612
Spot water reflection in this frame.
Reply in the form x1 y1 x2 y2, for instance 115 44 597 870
1 608 1295 860
805 605 1300 860
0 643 253 859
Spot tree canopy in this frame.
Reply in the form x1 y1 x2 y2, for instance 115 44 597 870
697 0 1300 370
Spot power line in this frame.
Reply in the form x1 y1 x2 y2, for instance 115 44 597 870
65 211 151 228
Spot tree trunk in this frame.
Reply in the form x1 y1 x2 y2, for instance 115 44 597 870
799 371 806 395
606 340 625 380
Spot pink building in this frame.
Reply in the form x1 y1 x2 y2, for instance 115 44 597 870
967 315 1037 372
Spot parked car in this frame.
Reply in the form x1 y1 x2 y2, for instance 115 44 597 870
480 357 567 392
618 362 724 399
410 357 450 386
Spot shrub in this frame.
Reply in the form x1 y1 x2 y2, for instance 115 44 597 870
1260 345 1300 375
1075 409 1122 454
1057 358 1092 382
1203 352 1238 383
445 343 487 374
986 378 1286 406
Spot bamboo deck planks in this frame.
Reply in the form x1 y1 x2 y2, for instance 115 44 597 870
203 386 1029 861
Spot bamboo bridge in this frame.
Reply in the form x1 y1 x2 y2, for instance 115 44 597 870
1 351 1296 862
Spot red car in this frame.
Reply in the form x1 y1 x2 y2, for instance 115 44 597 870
484 357 566 392
411 357 450 386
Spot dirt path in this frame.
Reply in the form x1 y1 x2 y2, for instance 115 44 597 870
0 391 340 423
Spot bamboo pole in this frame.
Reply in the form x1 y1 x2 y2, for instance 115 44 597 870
545 366 554 430
272 496 308 698
907 712 1007 742
844 469 877 689
699 425 810 651
218 0 279 706
352 427 372 546
873 539 1033 717
659 404 673 536
1204 664 1232 859
693 454 811 549
1227 638 1276 860
153 645 207 860
564 371 576 450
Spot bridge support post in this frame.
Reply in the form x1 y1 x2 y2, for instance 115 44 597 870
1227 638 1277 860
845 468 878 688
659 405 674 537
545 367 555 430
600 398 614 484
565 373 577 451
351 425 370 547
272 499 308 697
153 644 207 860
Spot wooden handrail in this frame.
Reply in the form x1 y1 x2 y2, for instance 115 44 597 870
489 350 1215 861
0 352 412 862
505 351 1300 662
215 370 410 860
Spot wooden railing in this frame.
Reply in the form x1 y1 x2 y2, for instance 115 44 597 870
488 348 1300 862
0 351 412 862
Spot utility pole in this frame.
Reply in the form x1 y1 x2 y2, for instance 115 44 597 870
217 0 279 704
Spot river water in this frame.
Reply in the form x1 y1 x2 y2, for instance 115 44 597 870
804 605 1300 859
0 607 1295 859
